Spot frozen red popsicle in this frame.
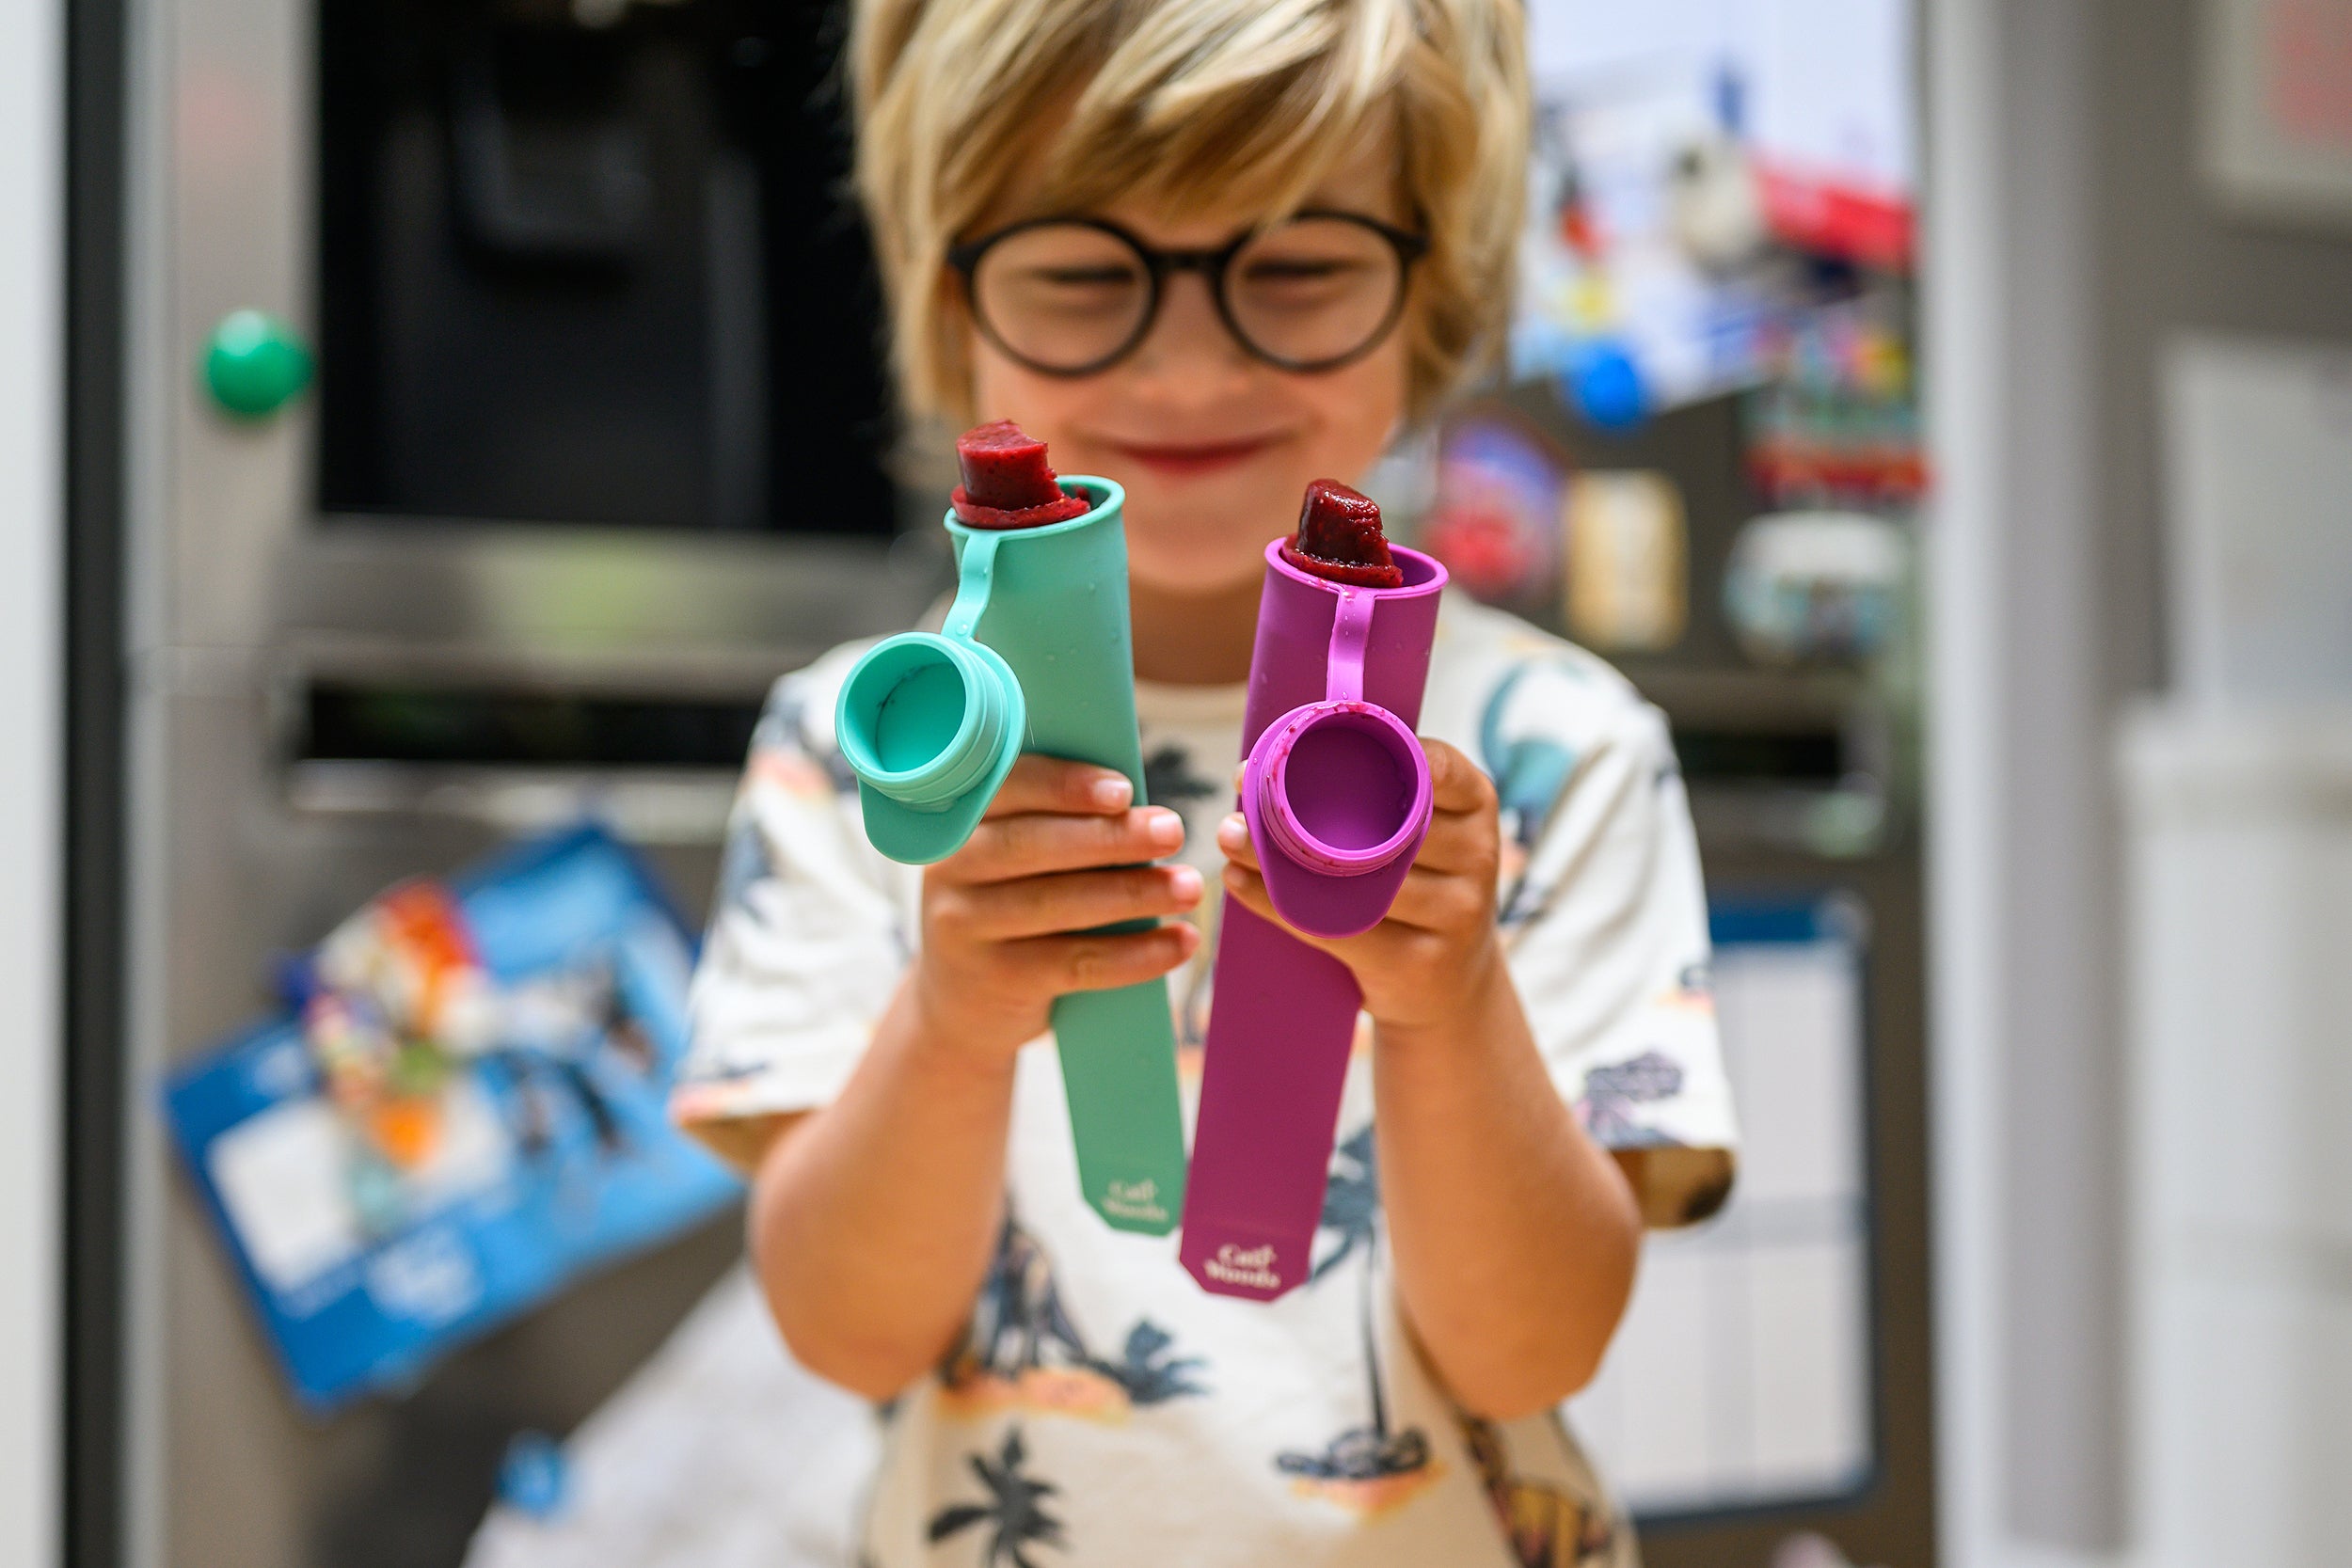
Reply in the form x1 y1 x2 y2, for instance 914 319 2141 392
1280 478 1404 588
951 420 1093 529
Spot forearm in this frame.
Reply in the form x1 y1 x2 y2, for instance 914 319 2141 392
1375 951 1642 1420
749 976 1017 1400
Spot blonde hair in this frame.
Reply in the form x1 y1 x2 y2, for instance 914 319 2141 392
850 0 1530 426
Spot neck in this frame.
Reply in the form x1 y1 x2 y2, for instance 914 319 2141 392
1129 575 1262 686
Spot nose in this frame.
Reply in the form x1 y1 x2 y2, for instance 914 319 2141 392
1125 270 1254 398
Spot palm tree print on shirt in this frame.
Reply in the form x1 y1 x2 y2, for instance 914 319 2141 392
1309 1125 1380 1285
1084 1321 1207 1405
928 1426 1066 1568
940 1214 1210 1423
1141 742 1221 812
1478 661 1583 927
1275 1127 1443 1518
1579 1050 1686 1148
760 675 865 797
711 811 775 925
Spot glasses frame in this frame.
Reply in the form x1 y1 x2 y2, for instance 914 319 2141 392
946 209 1432 378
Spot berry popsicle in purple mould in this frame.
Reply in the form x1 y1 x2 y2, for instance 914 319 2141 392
1182 479 1445 1301
1279 478 1406 588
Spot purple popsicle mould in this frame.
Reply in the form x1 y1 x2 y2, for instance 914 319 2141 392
1181 519 1446 1303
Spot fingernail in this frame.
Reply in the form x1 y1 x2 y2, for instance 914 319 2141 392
1093 776 1133 809
1169 865 1202 901
1216 815 1247 847
1146 809 1184 847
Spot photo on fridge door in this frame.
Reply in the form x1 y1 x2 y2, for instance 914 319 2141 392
164 825 740 1412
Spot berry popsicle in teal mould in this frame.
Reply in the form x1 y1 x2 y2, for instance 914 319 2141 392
834 421 1188 1236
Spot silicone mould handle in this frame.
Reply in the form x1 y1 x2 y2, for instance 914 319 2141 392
834 480 1188 1235
1180 539 1445 1300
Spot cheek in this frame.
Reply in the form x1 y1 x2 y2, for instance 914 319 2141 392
968 354 1093 451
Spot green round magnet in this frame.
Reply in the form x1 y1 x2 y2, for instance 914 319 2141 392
202 309 313 419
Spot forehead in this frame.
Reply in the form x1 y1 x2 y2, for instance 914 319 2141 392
978 108 1407 245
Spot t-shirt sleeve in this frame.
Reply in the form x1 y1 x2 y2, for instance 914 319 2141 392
670 655 910 1172
1479 656 1740 1219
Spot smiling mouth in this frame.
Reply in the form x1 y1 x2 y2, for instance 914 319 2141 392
1104 436 1282 478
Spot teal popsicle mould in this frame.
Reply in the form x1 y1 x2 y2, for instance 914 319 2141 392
834 478 1189 1235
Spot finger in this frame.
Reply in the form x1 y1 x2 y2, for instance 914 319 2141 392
1214 812 1258 872
1217 862 1332 956
982 754 1135 819
1003 922 1201 995
946 805 1185 884
1422 738 1498 816
1379 863 1496 933
1405 804 1500 879
1225 840 1482 956
1219 858 1429 966
948 863 1204 942
1216 860 1385 960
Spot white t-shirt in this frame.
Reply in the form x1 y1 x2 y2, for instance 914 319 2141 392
672 593 1738 1568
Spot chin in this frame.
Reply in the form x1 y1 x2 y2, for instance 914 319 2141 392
1124 529 1271 600
1109 472 1292 561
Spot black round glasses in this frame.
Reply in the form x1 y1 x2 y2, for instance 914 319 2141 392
946 210 1430 377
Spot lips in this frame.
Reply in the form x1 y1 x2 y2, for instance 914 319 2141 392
1101 436 1283 479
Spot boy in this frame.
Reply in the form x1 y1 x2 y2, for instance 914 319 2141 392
673 0 1739 1561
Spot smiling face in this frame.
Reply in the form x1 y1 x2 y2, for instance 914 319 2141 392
964 135 1413 601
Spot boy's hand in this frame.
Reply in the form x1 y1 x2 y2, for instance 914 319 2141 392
1216 737 1502 1035
911 755 1201 1066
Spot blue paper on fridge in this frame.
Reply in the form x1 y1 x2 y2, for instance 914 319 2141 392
162 824 740 1413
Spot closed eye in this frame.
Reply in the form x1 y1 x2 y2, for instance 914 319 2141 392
1026 265 1143 288
1245 258 1363 279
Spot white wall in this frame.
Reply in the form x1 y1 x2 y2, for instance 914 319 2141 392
1927 0 2125 1562
0 0 64 1558
1931 0 2352 1561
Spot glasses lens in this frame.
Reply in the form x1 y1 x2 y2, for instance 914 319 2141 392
969 223 1152 372
1226 216 1406 370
